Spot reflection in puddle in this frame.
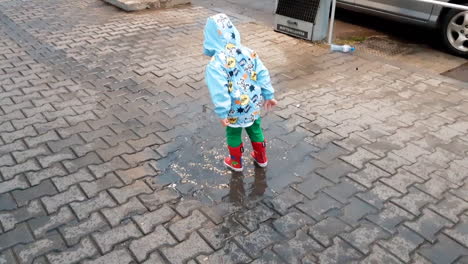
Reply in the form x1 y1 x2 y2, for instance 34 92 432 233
228 166 267 206
152 116 318 205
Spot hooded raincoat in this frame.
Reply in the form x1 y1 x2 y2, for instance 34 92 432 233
204 14 274 128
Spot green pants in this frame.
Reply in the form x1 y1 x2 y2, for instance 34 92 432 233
226 118 264 147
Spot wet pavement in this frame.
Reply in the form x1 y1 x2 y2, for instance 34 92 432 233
0 0 468 263
193 0 468 78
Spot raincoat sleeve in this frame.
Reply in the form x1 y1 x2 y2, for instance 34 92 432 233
255 56 275 100
205 61 231 119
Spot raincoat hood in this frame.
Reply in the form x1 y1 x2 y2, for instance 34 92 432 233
203 14 241 57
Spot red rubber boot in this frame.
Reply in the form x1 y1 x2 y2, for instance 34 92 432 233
224 144 243 171
251 141 268 167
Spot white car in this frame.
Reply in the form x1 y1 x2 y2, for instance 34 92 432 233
337 0 468 57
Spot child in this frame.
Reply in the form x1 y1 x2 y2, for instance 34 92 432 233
203 13 277 171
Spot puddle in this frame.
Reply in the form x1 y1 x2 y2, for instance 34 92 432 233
150 115 322 205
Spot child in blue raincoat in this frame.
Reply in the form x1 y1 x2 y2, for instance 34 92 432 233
204 13 277 171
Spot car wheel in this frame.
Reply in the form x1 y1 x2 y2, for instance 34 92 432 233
442 4 468 57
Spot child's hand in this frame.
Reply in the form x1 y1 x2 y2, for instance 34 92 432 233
220 118 230 127
264 99 278 111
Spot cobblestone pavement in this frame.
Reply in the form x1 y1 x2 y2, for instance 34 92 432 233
1 0 468 263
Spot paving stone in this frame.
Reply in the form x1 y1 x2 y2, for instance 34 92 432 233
323 178 366 204
169 209 209 241
130 225 176 261
455 256 468 264
52 168 94 192
391 187 436 216
310 144 350 164
132 204 176 234
235 224 283 258
2 125 37 144
415 172 458 198
403 157 445 180
34 118 69 135
25 165 67 186
42 185 86 213
161 232 213 264
96 143 134 162
0 222 34 251
121 147 161 167
419 234 468 264
357 182 402 209
93 221 142 253
0 200 44 231
12 180 57 207
128 133 164 151
109 179 152 204
250 250 285 264
82 248 134 264
24 130 59 148
14 232 64 264
309 216 351 247
198 218 248 250
72 138 109 157
404 208 453 242
0 174 30 194
80 173 123 198
347 163 391 188
29 206 75 238
141 252 166 264
60 212 108 245
102 197 147 227
0 250 16 264
197 240 252 264
236 203 275 232
318 237 363 264
0 159 41 180
273 230 323 264
12 114 47 130
139 188 180 210
444 215 468 248
429 193 468 223
88 157 129 178
340 220 390 254
451 183 468 202
378 225 425 262
12 145 49 164
0 193 17 211
316 160 357 183
0 141 27 156
115 162 157 184
361 244 404 264
47 134 85 153
70 191 117 220
366 202 413 234
0 154 15 168
265 188 304 215
273 210 315 238
174 199 203 217
293 173 333 200
47 237 98 264
370 152 412 175
340 147 380 169
338 197 377 227
296 193 342 221
380 169 425 194
63 152 102 174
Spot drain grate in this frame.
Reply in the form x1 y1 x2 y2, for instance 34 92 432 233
357 36 412 57
275 0 320 23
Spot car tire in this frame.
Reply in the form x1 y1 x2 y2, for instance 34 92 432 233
441 4 468 57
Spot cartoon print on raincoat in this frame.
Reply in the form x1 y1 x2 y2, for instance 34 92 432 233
204 13 274 128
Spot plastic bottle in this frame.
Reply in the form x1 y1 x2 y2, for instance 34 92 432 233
330 44 355 53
